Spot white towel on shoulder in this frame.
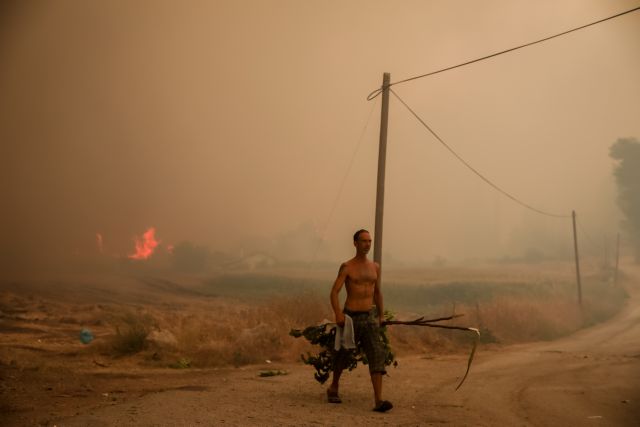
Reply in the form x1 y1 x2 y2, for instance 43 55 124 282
334 314 356 351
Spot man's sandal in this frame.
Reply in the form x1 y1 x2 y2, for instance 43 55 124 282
373 400 393 412
326 389 342 404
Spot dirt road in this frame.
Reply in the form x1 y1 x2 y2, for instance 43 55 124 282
46 287 640 426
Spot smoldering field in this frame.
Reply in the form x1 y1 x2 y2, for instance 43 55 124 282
0 259 627 373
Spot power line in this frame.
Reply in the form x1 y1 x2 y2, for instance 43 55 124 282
390 88 571 218
368 5 640 100
309 96 379 266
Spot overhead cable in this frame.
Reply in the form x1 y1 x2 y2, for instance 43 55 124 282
309 96 379 265
368 5 640 100
390 88 571 218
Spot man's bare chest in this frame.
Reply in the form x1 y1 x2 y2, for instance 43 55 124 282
346 265 377 284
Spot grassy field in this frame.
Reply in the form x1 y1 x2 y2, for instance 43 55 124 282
0 260 628 371
136 261 628 366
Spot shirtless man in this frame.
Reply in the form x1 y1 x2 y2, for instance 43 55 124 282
328 229 393 412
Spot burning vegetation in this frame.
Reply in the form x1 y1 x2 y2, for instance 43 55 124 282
128 227 160 260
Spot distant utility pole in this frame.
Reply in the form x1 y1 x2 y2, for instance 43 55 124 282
614 232 620 286
373 72 390 271
572 210 583 306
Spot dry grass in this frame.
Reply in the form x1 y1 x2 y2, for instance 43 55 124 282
115 277 627 368
134 292 332 367
105 310 156 355
385 274 627 357
463 297 583 342
56 264 627 368
0 263 629 375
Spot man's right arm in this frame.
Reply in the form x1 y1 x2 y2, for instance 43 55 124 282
330 263 348 326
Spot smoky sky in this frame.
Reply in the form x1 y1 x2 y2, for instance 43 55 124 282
1 0 639 273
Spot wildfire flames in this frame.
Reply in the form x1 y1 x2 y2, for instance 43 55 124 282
128 227 160 260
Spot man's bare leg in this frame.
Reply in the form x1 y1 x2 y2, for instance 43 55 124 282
371 372 382 404
330 368 342 392
327 368 343 403
371 372 393 412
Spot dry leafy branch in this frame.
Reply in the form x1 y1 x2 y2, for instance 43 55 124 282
291 312 480 389
382 314 480 390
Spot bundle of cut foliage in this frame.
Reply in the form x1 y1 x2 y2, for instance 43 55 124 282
289 311 397 384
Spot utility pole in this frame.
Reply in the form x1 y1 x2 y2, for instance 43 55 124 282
374 73 391 271
614 232 620 286
572 210 583 306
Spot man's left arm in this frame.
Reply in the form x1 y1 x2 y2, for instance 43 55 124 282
373 262 384 324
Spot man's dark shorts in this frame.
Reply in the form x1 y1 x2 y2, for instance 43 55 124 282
333 307 387 374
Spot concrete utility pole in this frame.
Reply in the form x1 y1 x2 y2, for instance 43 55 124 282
572 210 583 306
373 72 390 270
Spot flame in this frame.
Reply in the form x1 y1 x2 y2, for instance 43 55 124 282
128 227 160 260
166 244 174 254
96 233 104 253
